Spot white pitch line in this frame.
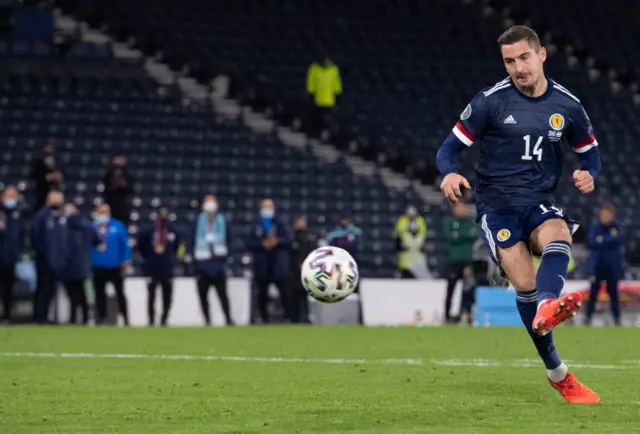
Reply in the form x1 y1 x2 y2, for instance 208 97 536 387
0 353 635 370
431 359 632 370
0 352 423 366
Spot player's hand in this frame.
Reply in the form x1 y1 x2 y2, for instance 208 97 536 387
573 170 594 193
440 173 471 204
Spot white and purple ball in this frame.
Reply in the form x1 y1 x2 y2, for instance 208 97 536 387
301 246 359 303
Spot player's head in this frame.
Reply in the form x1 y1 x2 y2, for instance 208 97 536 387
260 198 275 218
157 206 169 220
46 190 64 208
2 185 18 209
599 203 615 225
110 153 126 167
43 138 54 154
95 203 111 220
293 216 307 232
202 195 218 214
454 201 468 217
497 25 546 94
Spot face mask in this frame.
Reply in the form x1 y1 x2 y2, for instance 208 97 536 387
260 208 274 219
95 215 109 225
203 202 218 213
49 203 61 210
3 199 17 209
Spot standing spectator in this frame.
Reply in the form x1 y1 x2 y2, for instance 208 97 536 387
138 206 184 326
327 215 363 324
0 186 26 323
290 216 317 324
91 203 131 325
102 154 134 228
327 215 363 265
31 138 63 211
394 205 428 279
30 190 70 324
247 198 292 323
443 202 478 323
585 204 623 326
59 204 99 325
192 196 233 325
306 55 342 139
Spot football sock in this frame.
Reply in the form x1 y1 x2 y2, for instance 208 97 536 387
516 289 562 370
547 362 569 382
536 241 571 304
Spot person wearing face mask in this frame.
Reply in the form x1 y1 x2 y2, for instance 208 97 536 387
91 203 131 325
289 216 318 323
31 139 64 211
58 203 100 325
191 195 233 325
30 190 71 324
137 206 185 326
394 205 428 279
102 154 134 228
0 186 26 323
246 198 292 324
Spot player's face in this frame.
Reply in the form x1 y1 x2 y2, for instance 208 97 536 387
599 209 614 225
501 40 546 90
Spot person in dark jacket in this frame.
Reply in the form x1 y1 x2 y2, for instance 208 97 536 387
0 186 26 322
59 204 100 325
137 206 184 326
91 203 131 325
443 201 478 323
289 216 317 324
30 190 70 324
247 198 292 323
102 154 134 228
31 139 64 211
585 204 624 326
192 195 233 325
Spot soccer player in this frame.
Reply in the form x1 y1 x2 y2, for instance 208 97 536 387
436 25 600 404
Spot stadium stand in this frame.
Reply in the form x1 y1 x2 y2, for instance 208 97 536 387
52 0 640 276
0 38 425 278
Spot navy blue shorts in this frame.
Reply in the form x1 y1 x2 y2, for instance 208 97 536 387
477 202 579 266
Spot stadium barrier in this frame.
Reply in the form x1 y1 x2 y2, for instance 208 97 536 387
51 278 640 327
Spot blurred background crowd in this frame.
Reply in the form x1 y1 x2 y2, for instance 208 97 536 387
0 0 638 326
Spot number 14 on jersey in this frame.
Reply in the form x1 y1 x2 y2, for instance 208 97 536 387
522 135 543 161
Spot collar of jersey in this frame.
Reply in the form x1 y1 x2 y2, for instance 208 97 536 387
513 77 554 102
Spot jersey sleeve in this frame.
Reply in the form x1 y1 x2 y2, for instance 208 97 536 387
566 104 598 154
451 92 491 146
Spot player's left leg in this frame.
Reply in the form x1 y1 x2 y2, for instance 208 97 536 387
529 218 582 336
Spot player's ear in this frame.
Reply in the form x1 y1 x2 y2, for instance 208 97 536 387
539 46 547 63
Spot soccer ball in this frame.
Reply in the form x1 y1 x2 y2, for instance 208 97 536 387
301 246 359 303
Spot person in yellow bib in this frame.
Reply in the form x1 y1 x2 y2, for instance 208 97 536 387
306 56 342 139
394 206 427 279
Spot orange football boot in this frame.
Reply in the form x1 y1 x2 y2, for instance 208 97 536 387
532 291 583 336
549 373 600 404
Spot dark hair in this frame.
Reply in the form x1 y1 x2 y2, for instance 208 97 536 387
497 25 541 51
601 203 615 213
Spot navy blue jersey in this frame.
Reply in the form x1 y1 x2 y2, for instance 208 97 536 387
452 77 598 216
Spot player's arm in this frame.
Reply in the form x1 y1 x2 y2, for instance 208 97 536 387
567 104 601 193
436 92 490 203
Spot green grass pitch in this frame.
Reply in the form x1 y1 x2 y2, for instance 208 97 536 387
0 326 639 433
